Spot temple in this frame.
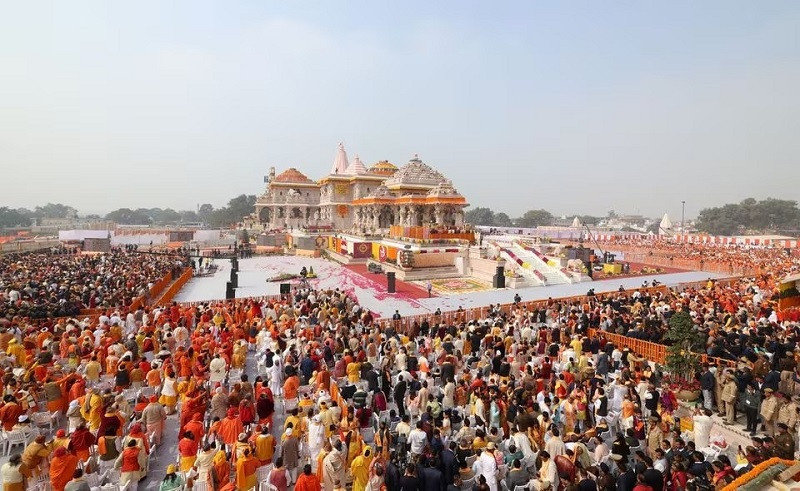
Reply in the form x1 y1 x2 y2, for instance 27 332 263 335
249 143 468 232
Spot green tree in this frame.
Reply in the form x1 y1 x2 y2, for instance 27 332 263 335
664 310 703 382
34 203 77 219
179 210 199 223
0 207 32 228
494 212 513 227
198 204 214 223
516 209 553 228
105 208 152 225
464 207 496 226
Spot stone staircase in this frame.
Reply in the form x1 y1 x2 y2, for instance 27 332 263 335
511 242 572 285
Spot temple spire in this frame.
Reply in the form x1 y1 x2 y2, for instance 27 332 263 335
346 154 367 175
331 142 349 174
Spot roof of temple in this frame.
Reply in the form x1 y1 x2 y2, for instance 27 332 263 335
368 160 399 176
345 155 368 175
383 155 448 187
426 180 463 198
273 168 315 184
330 143 349 175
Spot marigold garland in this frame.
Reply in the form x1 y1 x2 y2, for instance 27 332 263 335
720 458 795 491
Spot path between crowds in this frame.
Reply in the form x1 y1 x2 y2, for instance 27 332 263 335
174 255 728 317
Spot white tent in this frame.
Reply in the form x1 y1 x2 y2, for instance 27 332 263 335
659 213 673 231
571 216 581 228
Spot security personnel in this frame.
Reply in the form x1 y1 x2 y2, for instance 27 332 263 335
775 423 796 459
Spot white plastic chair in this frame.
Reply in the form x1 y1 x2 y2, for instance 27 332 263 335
32 411 54 433
256 463 274 483
193 481 210 491
514 485 530 491
5 430 27 455
283 397 299 415
259 482 279 491
466 454 477 467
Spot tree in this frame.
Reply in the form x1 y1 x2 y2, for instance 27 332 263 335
105 208 152 225
664 310 703 382
198 204 214 223
206 195 256 227
576 215 600 226
516 209 553 228
696 197 800 235
0 207 32 228
179 210 199 223
34 203 77 219
494 212 513 227
464 207 496 226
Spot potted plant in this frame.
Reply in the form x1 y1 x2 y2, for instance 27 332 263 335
664 310 703 401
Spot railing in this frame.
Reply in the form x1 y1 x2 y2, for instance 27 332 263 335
587 328 737 369
153 268 194 306
376 285 672 335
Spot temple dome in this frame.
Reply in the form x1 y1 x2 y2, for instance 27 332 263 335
273 168 314 184
345 155 368 175
368 160 398 176
426 180 462 198
384 155 448 187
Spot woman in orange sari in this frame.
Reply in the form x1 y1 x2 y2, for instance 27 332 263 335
49 447 79 491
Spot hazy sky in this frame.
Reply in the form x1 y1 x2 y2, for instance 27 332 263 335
2 2 799 219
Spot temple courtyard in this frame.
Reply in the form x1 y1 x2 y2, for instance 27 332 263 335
174 255 727 317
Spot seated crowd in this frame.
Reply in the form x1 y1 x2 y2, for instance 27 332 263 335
0 248 185 319
0 238 798 491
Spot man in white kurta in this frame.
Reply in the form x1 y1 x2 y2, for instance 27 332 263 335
307 415 325 461
473 445 499 491
692 408 714 449
322 444 346 491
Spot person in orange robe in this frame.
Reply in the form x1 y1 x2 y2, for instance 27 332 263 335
284 372 300 400
49 447 79 491
213 447 231 489
182 412 205 443
218 408 244 446
235 448 259 491
296 463 322 491
0 396 23 431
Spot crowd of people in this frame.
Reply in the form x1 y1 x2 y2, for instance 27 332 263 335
0 248 185 319
0 239 799 491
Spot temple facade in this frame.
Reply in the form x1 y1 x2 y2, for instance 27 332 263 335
249 143 468 232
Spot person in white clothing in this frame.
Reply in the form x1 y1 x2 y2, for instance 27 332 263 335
472 443 498 491
307 415 325 461
208 354 227 385
533 450 557 490
512 427 535 459
408 422 428 456
692 408 714 449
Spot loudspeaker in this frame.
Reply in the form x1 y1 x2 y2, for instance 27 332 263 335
493 274 505 289
226 281 235 299
387 272 396 293
230 269 238 288
231 257 239 272
280 283 291 294
496 266 504 277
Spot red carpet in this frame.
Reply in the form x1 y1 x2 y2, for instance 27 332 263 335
344 264 434 299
